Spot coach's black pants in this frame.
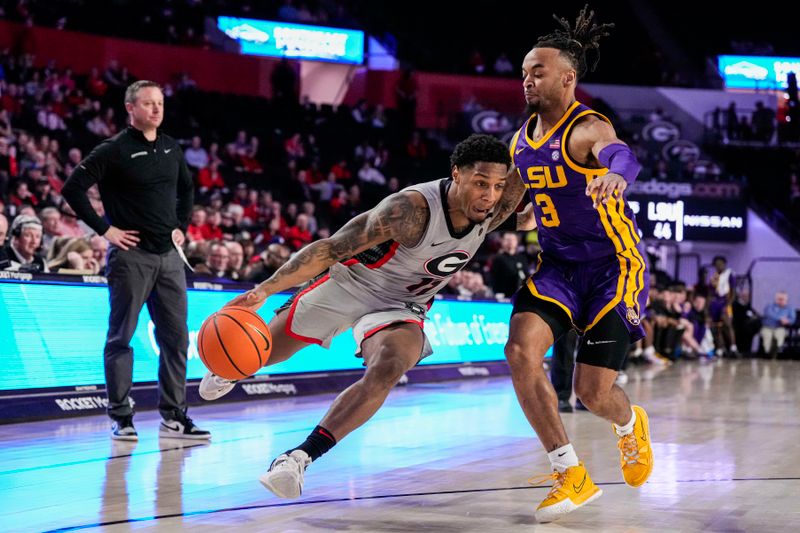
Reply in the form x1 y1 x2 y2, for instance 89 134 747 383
104 246 188 421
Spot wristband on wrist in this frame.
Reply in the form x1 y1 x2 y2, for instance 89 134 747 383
598 143 641 185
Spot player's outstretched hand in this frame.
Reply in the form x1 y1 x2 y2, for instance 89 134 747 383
224 288 269 311
586 173 627 208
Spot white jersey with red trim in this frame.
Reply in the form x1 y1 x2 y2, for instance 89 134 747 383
327 178 493 305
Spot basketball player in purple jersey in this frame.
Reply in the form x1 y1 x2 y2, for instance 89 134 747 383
201 135 534 499
503 6 653 522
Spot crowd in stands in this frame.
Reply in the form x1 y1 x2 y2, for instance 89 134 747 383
705 101 793 146
702 98 800 241
631 255 799 363
0 48 517 302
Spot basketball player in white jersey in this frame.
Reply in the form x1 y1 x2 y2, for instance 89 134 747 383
200 134 533 498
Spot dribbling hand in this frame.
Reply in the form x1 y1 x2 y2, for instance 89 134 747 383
104 226 140 250
225 288 269 311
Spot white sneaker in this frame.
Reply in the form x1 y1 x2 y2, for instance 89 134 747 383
259 450 312 499
615 371 628 385
159 415 212 440
199 371 237 401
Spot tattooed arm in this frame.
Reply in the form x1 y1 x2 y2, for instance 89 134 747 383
225 191 429 310
487 165 526 232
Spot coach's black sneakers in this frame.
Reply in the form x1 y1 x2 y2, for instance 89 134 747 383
111 416 138 441
159 412 211 440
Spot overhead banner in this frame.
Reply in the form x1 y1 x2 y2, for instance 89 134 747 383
218 16 364 64
718 55 800 90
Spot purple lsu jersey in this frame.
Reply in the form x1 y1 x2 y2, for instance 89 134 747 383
511 101 649 338
510 101 641 263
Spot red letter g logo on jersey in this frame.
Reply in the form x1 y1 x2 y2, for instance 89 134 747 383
424 251 471 278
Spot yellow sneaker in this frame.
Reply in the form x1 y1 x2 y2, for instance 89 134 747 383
530 462 602 523
617 404 653 487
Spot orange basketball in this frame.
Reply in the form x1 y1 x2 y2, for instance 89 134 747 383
197 306 272 380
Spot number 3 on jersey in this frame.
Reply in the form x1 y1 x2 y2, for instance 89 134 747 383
534 193 560 227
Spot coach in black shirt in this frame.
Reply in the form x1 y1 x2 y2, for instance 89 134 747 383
63 80 210 441
490 231 530 299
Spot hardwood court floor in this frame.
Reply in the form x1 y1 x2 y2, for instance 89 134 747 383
2 359 799 532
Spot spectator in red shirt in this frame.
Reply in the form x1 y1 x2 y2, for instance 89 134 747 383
187 207 207 242
202 209 224 241
10 180 37 208
0 136 17 195
197 160 227 195
283 213 313 250
242 189 265 226
284 133 305 161
1 84 23 115
329 188 348 214
306 160 324 184
329 158 352 183
59 68 77 92
240 137 263 174
44 164 64 194
86 67 108 98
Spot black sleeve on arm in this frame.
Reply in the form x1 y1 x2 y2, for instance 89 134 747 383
62 141 115 236
175 149 194 231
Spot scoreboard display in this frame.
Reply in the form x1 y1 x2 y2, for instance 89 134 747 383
627 196 747 242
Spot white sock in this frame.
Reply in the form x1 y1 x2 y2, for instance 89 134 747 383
614 407 637 437
643 346 655 357
547 444 579 472
632 347 643 357
731 344 739 352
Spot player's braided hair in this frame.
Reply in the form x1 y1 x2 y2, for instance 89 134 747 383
450 134 511 169
534 4 614 79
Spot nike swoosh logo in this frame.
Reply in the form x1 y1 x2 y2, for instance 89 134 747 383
557 452 567 457
130 151 148 159
573 472 587 493
515 147 525 155
161 423 181 431
586 339 616 345
247 322 271 351
164 148 172 154
639 417 647 442
431 241 447 247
